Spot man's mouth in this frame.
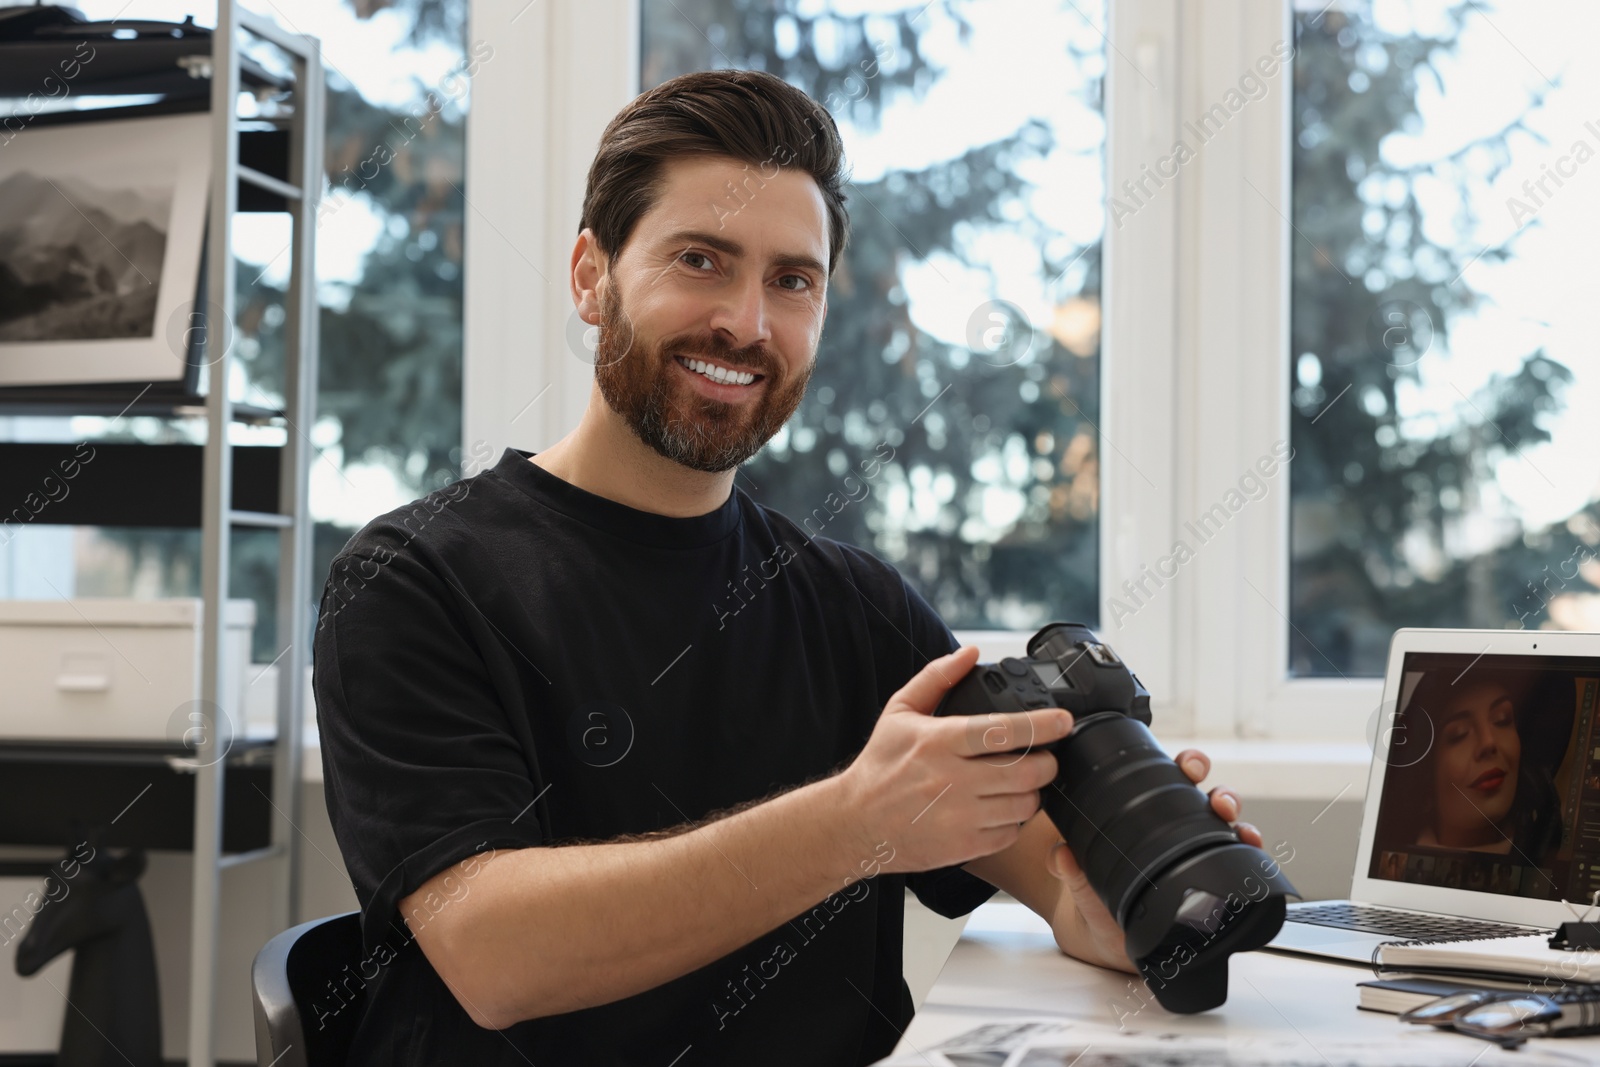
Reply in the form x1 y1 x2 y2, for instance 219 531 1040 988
673 354 764 388
1472 769 1507 792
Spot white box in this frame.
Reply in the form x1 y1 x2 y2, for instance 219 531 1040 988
0 598 256 744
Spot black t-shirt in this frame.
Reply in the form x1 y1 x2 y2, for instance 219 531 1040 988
313 446 999 1065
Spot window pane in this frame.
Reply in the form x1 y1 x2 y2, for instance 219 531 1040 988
640 0 1105 630
1289 1 1597 676
0 0 468 660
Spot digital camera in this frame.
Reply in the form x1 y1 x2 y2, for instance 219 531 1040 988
934 622 1297 1013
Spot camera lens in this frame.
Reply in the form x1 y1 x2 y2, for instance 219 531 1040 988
1040 712 1295 1012
1044 713 1240 924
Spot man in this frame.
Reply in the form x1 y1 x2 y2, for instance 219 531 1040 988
314 68 1257 1065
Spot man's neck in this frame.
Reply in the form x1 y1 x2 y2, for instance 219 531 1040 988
529 386 736 519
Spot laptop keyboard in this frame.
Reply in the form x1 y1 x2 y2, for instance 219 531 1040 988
1288 901 1534 941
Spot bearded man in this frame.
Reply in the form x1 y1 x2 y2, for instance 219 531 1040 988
313 67 1254 1066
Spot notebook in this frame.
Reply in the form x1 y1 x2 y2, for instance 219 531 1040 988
1356 976 1517 1014
1378 933 1600 982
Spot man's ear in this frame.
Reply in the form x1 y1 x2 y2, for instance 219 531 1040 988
570 228 609 325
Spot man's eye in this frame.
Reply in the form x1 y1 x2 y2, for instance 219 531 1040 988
776 273 810 291
681 251 713 270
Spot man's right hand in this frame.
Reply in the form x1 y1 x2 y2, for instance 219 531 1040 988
834 645 1072 877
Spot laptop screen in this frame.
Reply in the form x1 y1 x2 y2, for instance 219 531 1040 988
1369 652 1600 902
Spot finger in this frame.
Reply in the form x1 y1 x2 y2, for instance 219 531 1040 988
1047 841 1070 880
887 646 981 716
972 750 1059 792
971 822 1027 857
958 708 1072 758
1235 821 1264 847
977 791 1042 828
1048 841 1092 895
1175 748 1209 783
1208 787 1241 822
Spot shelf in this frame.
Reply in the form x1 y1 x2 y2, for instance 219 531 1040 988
0 738 276 853
0 383 284 423
0 36 292 99
218 843 286 869
0 442 283 527
229 509 293 529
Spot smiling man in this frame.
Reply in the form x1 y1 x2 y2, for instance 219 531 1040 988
313 68 1255 1066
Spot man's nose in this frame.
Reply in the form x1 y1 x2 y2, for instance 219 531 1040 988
707 272 771 350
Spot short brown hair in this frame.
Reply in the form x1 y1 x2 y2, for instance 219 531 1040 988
579 69 850 276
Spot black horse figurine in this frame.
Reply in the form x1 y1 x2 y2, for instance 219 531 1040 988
14 844 162 1067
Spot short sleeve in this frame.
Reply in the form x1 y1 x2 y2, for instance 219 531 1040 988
840 544 1001 919
906 863 1000 919
313 532 544 953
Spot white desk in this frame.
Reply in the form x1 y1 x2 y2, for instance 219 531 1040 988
883 902 1600 1065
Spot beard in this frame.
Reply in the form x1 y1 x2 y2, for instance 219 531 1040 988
592 279 813 474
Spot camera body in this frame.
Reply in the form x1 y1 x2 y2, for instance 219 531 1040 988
934 622 1297 1013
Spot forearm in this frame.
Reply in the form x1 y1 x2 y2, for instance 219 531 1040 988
962 810 1062 921
410 775 867 1028
962 810 1134 973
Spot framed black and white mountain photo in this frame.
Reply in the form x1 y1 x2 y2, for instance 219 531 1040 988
0 111 210 386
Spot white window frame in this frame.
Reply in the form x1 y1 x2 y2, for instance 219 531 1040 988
461 0 1379 747
1171 0 1381 742
461 0 639 483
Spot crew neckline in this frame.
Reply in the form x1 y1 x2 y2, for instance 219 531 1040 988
489 447 742 549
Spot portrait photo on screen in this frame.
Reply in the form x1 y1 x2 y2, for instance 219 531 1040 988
1369 654 1600 902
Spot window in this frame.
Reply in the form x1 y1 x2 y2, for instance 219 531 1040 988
483 0 1588 741
0 0 469 659
1289 0 1598 676
639 0 1107 630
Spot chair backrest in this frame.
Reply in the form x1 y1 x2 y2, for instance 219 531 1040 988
251 911 365 1067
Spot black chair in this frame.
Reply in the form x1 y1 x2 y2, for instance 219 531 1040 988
251 911 366 1067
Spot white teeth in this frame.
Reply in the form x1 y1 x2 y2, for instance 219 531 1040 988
679 356 756 386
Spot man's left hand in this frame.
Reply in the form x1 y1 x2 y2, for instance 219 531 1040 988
1043 748 1261 973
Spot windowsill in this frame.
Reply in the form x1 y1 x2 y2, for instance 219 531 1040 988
1155 738 1371 802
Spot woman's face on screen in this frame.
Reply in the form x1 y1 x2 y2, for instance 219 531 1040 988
1431 680 1521 847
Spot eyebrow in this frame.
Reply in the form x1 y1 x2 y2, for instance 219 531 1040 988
661 230 827 278
1441 695 1513 726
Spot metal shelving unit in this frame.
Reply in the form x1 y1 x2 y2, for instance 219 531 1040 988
190 8 323 1066
0 6 323 1065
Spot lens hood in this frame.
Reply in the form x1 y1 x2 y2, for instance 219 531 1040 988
1122 842 1297 1013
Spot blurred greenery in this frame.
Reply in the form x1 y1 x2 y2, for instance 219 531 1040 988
1289 0 1590 675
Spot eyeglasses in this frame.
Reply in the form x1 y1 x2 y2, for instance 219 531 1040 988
1399 991 1565 1048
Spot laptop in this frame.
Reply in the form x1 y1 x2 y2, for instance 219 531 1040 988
1267 626 1600 963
